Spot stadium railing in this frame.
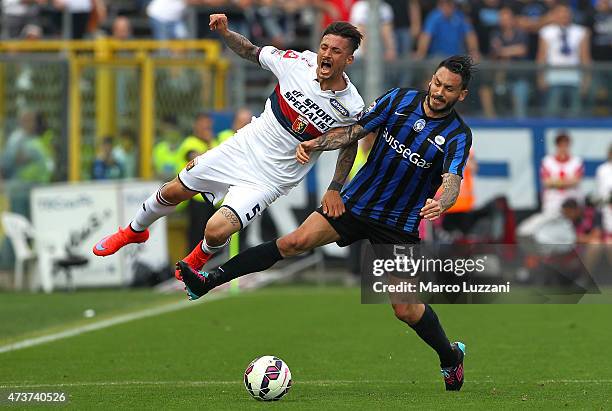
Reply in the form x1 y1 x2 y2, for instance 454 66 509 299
227 57 612 119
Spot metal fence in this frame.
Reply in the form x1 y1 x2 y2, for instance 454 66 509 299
0 39 228 182
225 58 612 120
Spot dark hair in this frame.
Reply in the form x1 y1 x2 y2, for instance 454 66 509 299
555 132 570 145
321 21 363 53
561 198 579 209
436 55 475 89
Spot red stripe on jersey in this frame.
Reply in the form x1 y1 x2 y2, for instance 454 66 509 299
274 85 324 137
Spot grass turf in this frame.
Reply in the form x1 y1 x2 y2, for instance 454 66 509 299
1 286 611 410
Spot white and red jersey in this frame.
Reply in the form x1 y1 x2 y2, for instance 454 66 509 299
540 154 584 213
226 46 364 195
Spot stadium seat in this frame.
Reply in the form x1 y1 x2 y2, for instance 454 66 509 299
1 212 43 291
0 212 87 293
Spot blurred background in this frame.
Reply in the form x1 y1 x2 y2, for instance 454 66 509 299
0 0 610 293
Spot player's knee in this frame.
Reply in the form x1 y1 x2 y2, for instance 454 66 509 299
392 304 421 325
204 222 230 246
161 179 194 204
277 232 311 257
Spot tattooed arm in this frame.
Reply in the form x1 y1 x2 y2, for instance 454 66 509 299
296 124 369 164
329 142 358 191
313 124 369 151
320 143 358 217
210 14 260 64
438 173 462 212
419 173 462 220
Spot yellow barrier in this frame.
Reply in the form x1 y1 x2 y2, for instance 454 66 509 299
0 39 228 181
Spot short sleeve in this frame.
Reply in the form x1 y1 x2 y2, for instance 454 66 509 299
258 46 300 79
423 11 438 35
381 3 394 23
349 2 368 25
443 130 472 177
539 25 553 42
357 88 399 133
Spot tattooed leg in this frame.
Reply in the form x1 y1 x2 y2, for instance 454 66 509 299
203 206 242 248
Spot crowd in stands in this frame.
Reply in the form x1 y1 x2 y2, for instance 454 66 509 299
3 1 610 60
515 132 612 279
2 1 611 117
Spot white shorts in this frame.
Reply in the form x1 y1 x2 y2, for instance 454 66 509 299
178 142 280 229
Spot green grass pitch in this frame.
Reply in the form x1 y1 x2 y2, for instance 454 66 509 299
1 286 611 410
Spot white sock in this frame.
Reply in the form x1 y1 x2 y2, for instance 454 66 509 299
131 186 178 231
201 237 230 255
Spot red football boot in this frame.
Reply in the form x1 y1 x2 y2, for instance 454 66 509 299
175 240 212 281
93 225 149 256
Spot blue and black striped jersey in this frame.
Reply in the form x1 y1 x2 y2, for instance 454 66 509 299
342 88 472 234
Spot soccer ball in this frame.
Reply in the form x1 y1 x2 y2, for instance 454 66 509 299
243 356 292 401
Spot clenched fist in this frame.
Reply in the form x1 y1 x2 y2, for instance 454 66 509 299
209 14 229 33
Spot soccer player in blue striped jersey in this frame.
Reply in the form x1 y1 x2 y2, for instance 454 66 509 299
178 55 474 391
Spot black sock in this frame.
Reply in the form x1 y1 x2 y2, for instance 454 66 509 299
409 304 457 368
212 240 284 287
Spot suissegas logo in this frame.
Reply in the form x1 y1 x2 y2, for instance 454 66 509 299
382 129 432 169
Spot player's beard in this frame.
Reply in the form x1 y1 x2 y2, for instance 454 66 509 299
426 85 458 115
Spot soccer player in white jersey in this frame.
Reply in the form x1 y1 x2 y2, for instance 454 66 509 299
92 15 365 280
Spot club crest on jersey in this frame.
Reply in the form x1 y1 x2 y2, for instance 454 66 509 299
413 119 426 132
330 98 350 117
292 116 309 134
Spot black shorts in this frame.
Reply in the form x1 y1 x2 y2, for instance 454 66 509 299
316 207 420 247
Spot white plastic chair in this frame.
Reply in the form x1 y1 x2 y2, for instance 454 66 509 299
1 212 53 292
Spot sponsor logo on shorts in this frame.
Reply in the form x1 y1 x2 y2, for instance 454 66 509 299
292 116 309 134
330 98 350 117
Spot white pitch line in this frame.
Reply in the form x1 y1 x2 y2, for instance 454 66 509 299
537 379 612 384
0 293 229 355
